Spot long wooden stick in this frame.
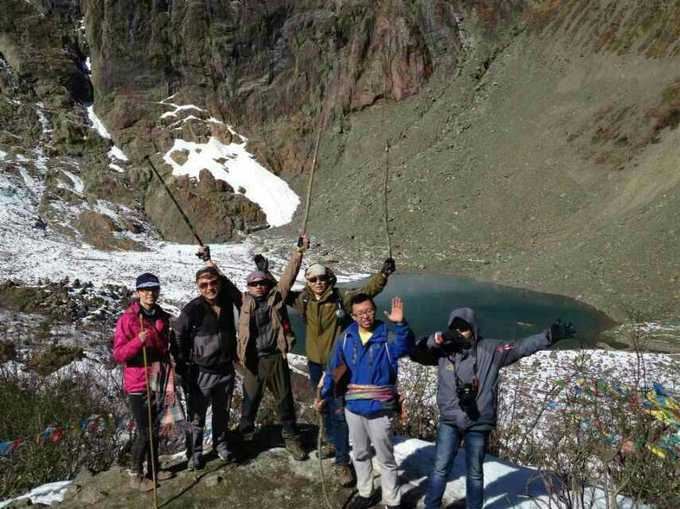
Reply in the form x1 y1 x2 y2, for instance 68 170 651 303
140 316 159 509
382 42 393 259
301 112 324 234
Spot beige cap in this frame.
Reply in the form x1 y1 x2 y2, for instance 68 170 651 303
305 263 327 279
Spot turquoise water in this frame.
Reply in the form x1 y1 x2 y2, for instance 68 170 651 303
289 273 615 355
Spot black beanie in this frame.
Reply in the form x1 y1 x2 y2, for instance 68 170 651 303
135 272 160 290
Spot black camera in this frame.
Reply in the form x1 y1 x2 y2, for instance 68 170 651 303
457 383 478 409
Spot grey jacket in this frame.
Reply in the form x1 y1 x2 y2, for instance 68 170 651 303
411 307 551 431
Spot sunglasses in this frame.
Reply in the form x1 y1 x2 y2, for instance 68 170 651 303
198 280 219 290
307 275 329 283
247 280 271 287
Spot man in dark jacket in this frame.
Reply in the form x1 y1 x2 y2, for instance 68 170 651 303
317 293 415 509
412 307 574 509
174 258 243 470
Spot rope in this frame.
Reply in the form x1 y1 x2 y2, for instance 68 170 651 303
141 316 159 509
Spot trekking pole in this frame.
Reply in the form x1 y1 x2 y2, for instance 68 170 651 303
140 316 159 509
382 138 392 259
382 45 393 260
300 108 324 238
143 154 205 248
317 408 334 509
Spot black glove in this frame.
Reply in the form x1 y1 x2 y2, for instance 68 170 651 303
441 329 464 345
382 257 396 276
548 319 576 343
253 254 269 272
196 245 211 261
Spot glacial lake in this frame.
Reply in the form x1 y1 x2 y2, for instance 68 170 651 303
289 273 616 355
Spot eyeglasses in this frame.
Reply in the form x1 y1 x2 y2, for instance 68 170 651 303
247 281 270 287
352 310 375 318
198 280 219 290
307 275 329 283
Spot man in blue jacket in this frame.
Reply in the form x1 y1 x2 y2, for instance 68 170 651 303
412 307 574 509
317 293 415 509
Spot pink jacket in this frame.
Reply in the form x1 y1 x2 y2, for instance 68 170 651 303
113 301 170 394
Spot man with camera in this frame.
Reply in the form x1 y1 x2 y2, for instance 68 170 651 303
412 307 574 509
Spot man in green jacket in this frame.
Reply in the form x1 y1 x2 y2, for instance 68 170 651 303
287 257 396 485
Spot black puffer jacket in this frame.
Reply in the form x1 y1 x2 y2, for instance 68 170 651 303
412 307 551 430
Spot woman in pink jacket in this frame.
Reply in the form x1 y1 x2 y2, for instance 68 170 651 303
113 273 172 491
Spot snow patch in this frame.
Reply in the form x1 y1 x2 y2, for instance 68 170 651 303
168 114 203 129
86 105 112 139
84 57 91 73
32 149 49 171
0 149 6 161
108 163 125 173
392 437 647 508
0 480 72 508
19 168 39 195
163 137 299 227
93 200 122 222
61 170 84 194
107 146 128 162
35 103 53 135
160 103 205 119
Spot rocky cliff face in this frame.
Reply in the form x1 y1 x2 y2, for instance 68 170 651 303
1 0 680 319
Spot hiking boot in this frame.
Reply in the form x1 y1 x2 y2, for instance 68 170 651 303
187 454 204 471
284 437 307 461
216 447 236 464
152 469 174 481
238 429 256 442
333 463 354 487
129 475 155 492
318 442 335 459
348 493 379 509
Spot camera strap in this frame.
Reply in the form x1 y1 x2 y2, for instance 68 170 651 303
451 343 479 390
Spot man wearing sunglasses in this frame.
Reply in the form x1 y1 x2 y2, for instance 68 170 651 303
286 257 396 485
174 257 243 470
236 234 310 460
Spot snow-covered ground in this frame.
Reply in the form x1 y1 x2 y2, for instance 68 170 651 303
0 98 308 307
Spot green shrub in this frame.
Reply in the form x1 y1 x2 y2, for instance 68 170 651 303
0 370 123 499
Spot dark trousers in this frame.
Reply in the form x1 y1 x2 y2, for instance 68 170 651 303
128 392 159 475
239 352 297 437
308 360 350 465
186 369 235 457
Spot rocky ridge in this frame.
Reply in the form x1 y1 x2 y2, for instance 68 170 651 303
1 1 680 321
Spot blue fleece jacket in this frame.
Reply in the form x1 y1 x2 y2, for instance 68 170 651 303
321 320 415 417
